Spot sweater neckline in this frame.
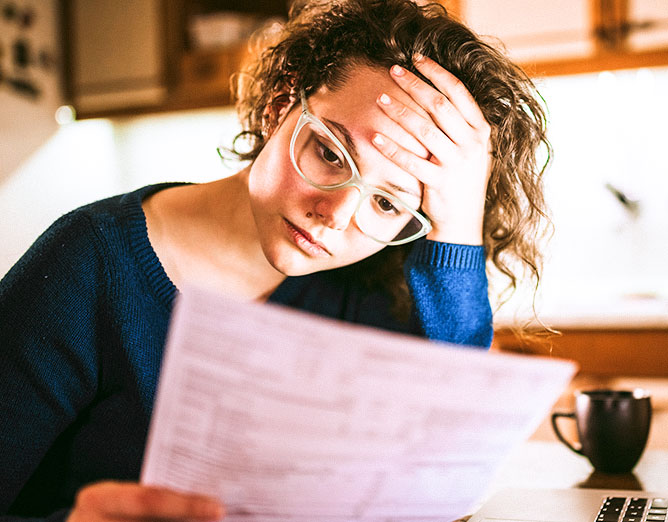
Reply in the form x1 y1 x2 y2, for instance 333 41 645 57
122 183 185 309
119 183 310 310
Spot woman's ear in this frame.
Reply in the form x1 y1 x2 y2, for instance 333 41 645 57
261 91 297 138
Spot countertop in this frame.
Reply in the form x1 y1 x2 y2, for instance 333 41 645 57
494 293 668 330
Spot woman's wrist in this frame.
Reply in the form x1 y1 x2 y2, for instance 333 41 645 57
425 219 483 246
407 240 486 271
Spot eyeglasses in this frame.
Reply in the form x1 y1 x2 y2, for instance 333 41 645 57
289 90 432 246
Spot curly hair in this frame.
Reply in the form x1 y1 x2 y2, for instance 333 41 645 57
232 0 551 320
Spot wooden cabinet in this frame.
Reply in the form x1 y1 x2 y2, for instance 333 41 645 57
62 0 286 118
63 0 168 115
62 0 668 117
461 0 668 76
493 328 668 377
160 0 286 113
626 0 668 53
463 0 596 66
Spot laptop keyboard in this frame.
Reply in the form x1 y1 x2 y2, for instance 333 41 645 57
596 496 668 521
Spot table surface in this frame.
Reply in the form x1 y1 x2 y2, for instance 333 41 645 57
456 375 668 522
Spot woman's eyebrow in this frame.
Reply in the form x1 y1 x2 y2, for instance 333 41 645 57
386 181 421 201
322 117 359 160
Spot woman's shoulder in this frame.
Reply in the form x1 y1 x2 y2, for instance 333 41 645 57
34 183 187 251
2 184 183 288
73 183 188 225
0 184 187 323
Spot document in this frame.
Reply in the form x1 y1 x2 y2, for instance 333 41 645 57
141 285 576 521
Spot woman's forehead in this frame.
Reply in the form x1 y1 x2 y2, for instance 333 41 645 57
313 64 425 118
308 66 431 159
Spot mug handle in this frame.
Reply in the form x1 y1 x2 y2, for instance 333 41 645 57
551 412 584 455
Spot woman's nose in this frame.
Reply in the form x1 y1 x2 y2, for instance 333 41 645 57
312 187 360 230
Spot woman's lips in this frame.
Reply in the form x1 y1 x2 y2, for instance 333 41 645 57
283 219 331 258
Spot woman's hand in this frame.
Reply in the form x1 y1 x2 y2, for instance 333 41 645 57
67 481 225 522
373 54 492 245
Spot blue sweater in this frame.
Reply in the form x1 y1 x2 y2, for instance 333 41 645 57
0 184 492 520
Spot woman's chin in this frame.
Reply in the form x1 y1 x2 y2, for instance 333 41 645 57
263 246 334 277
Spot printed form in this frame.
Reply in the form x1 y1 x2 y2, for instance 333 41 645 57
141 285 576 521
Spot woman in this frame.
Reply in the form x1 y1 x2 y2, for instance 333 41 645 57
0 0 549 520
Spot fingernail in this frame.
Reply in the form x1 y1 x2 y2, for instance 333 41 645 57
413 52 426 63
391 64 405 76
378 93 391 105
372 134 385 146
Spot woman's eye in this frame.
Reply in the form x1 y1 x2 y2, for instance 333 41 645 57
316 141 343 168
374 196 399 215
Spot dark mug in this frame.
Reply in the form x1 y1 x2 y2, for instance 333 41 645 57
551 389 652 473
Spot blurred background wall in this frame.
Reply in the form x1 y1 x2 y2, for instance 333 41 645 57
1 0 667 329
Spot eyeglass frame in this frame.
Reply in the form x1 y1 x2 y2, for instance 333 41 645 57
288 89 432 246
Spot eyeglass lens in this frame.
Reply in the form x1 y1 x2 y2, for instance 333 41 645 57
293 121 425 243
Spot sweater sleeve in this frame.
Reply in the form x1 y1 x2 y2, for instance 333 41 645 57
0 211 103 520
404 240 493 348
